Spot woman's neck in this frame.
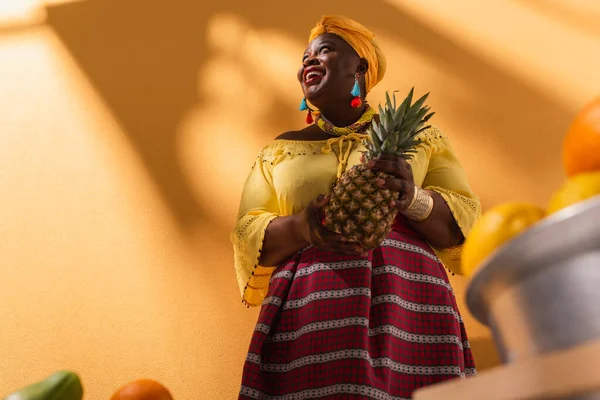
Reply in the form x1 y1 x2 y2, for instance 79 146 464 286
318 103 366 127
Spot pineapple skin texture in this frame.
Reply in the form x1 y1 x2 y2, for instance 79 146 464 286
324 163 399 250
322 89 433 251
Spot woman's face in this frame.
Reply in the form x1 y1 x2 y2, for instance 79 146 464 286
297 33 364 106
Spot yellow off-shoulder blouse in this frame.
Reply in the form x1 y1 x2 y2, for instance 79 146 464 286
231 127 481 307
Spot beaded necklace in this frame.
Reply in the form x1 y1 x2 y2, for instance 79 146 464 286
314 105 376 178
314 105 376 136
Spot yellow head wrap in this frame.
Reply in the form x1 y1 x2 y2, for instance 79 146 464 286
309 15 387 93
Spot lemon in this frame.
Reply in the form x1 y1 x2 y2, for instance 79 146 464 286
461 203 546 277
548 171 600 214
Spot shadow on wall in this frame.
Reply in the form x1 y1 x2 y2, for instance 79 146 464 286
515 0 600 37
45 0 571 233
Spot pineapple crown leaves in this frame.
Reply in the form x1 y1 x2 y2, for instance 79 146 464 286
363 88 435 161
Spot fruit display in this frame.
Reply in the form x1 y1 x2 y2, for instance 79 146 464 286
562 97 600 177
110 379 173 400
3 373 175 400
462 96 600 277
548 171 600 213
3 371 83 400
325 88 432 249
461 203 546 277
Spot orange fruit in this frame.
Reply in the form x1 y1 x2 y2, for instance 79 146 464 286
562 96 600 177
548 171 600 214
461 203 546 277
110 379 173 400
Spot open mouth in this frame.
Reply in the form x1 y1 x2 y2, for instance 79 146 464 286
304 68 325 83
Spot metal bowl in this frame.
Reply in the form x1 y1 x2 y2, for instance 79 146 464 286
466 195 600 364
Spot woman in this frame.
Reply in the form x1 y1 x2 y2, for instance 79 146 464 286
231 15 479 399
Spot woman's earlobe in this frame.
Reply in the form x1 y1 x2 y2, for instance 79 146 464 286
358 58 369 74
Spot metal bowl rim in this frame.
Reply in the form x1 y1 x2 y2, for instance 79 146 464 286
465 195 600 325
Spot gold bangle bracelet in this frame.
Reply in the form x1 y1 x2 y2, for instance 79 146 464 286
402 186 434 221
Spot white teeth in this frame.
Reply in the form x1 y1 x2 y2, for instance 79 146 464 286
306 71 324 81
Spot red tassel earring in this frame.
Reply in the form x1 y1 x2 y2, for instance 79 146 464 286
300 97 313 124
350 73 362 108
306 110 314 124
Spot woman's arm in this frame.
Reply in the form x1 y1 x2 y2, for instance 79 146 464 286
259 195 368 266
369 129 480 251
258 215 308 267
232 150 367 307
371 157 463 248
407 190 464 248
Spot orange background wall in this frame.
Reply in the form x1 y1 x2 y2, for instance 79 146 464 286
1 0 599 398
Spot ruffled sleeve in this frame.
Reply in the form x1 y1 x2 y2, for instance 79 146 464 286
417 127 481 274
230 147 280 307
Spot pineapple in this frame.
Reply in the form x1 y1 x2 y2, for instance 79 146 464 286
324 88 435 250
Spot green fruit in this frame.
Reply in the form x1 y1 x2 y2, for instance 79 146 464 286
3 371 83 400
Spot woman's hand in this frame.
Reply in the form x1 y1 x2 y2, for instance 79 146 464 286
296 194 368 256
366 154 465 248
367 154 415 211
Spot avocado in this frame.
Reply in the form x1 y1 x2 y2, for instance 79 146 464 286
3 370 83 400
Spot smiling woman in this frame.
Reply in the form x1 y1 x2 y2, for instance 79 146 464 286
231 14 480 400
298 33 370 127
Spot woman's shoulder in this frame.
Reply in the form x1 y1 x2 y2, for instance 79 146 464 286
416 125 447 141
274 125 331 141
414 125 453 151
255 126 331 154
253 128 329 160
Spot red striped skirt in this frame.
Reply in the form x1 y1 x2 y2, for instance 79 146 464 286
239 217 476 399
